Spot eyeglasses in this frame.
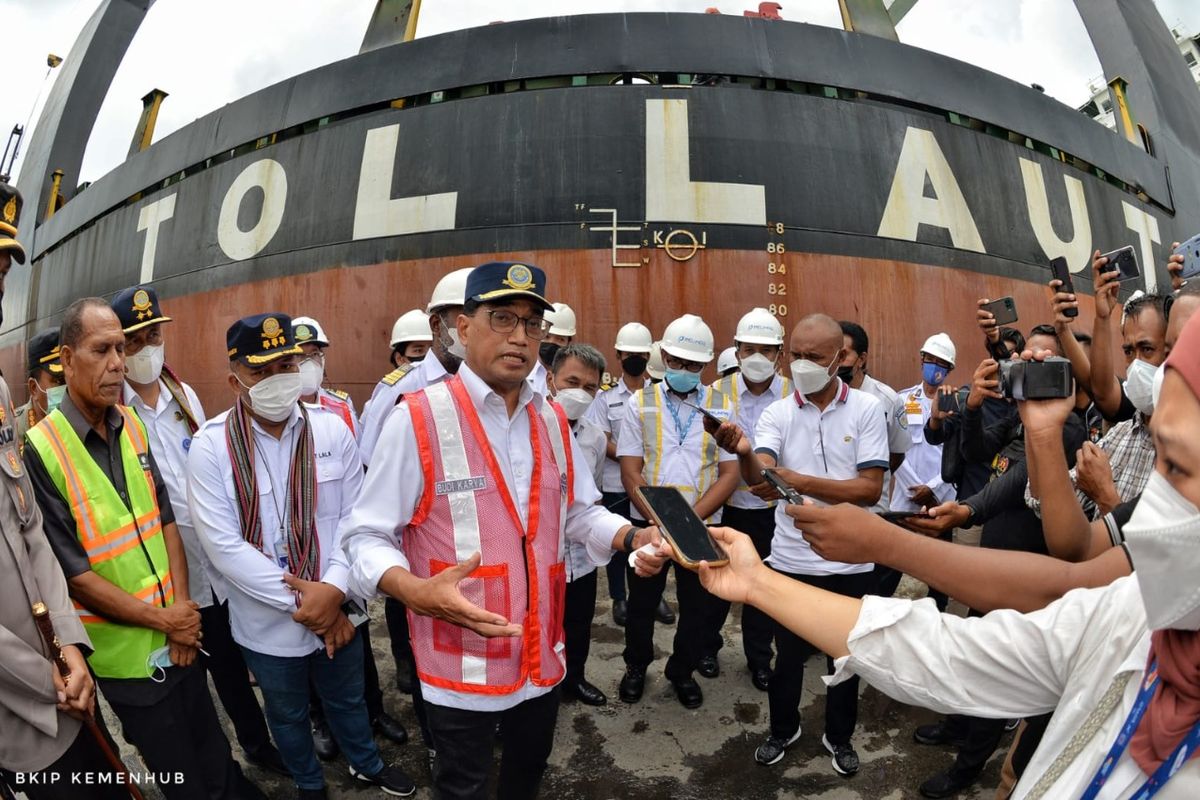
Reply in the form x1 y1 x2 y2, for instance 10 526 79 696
486 309 551 340
663 354 704 373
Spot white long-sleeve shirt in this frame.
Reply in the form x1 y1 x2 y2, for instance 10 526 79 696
891 383 955 512
357 355 451 466
187 404 361 657
340 364 629 711
565 415 608 582
831 575 1199 799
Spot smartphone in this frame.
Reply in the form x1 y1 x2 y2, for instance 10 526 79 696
635 486 728 569
981 296 1018 326
877 511 930 522
679 398 724 433
1049 257 1078 318
1099 246 1141 282
761 468 803 505
1173 234 1200 281
937 391 960 414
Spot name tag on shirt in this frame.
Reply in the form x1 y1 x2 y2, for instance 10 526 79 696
435 476 487 495
137 453 152 472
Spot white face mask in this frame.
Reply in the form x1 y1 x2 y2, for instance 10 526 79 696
1151 361 1166 411
554 387 595 421
125 344 164 386
790 353 838 397
240 372 303 422
1124 470 1200 630
298 357 324 395
739 352 777 384
1125 357 1158 416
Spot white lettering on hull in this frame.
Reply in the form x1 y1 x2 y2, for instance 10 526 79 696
217 159 288 261
352 124 458 239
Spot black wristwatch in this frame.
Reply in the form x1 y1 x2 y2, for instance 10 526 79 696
623 527 642 553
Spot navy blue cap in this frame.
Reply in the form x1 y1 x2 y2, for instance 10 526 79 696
226 313 303 365
464 262 553 312
112 285 172 333
27 330 62 375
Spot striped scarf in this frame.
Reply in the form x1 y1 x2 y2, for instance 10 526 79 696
161 363 200 435
224 399 320 581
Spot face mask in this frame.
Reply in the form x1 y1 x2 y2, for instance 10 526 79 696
441 323 466 360
46 385 66 413
239 371 303 422
125 343 165 386
554 388 595 421
539 341 561 369
1123 470 1200 630
922 362 950 387
1125 357 1158 416
664 368 701 394
1151 361 1165 410
836 364 856 384
146 644 173 683
739 353 777 384
790 354 838 396
298 357 324 395
408 353 425 364
622 355 648 376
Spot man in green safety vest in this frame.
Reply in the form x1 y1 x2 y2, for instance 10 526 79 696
25 297 264 800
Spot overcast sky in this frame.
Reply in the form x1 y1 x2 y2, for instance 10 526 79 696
3 0 1199 188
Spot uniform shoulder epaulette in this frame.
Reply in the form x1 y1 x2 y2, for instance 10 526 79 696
381 363 416 386
600 381 614 392
329 388 350 400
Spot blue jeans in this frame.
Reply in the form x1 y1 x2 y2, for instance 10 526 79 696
240 631 383 790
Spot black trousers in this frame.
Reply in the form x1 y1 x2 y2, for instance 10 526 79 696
716 506 776 670
601 492 630 601
199 599 273 755
0 718 128 800
623 560 715 681
385 596 434 748
107 664 263 800
768 569 876 745
564 569 598 681
425 687 559 800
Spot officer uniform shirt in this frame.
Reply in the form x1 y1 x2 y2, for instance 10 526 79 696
0 379 91 773
585 377 646 494
341 364 629 712
891 382 956 513
754 380 889 575
616 382 736 524
358 355 450 466
186 403 360 658
527 360 549 396
13 401 37 448
858 374 913 514
721 372 790 510
123 380 215 606
312 386 358 439
564 414 607 582
24 391 183 705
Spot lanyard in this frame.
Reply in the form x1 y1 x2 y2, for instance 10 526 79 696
1080 661 1200 800
664 389 700 445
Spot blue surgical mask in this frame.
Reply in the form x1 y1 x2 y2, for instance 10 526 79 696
46 385 66 413
664 368 701 394
922 363 949 387
146 645 173 683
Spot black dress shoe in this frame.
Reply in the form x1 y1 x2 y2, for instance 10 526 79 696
244 743 290 777
919 769 978 798
913 721 968 749
655 598 676 625
751 668 771 692
670 677 703 709
619 666 646 703
312 718 338 761
566 678 608 706
612 599 628 627
697 655 719 679
372 712 409 744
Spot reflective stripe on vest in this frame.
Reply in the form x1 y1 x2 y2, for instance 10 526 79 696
319 393 356 435
638 384 729 507
403 378 571 695
26 406 173 679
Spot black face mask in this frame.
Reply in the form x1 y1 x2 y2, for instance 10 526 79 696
539 341 561 368
836 365 856 383
408 353 425 364
621 355 649 376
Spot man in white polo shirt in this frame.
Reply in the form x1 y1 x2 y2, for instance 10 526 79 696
715 313 888 777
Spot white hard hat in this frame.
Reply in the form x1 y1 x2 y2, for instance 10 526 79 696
646 342 667 380
545 302 577 337
390 308 433 347
660 314 715 363
735 307 785 345
426 267 474 313
614 322 653 353
292 316 329 347
717 347 739 374
921 332 957 367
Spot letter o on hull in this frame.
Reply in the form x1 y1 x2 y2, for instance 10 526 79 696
218 159 288 260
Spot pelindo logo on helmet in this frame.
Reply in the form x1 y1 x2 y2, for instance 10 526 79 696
675 335 705 346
